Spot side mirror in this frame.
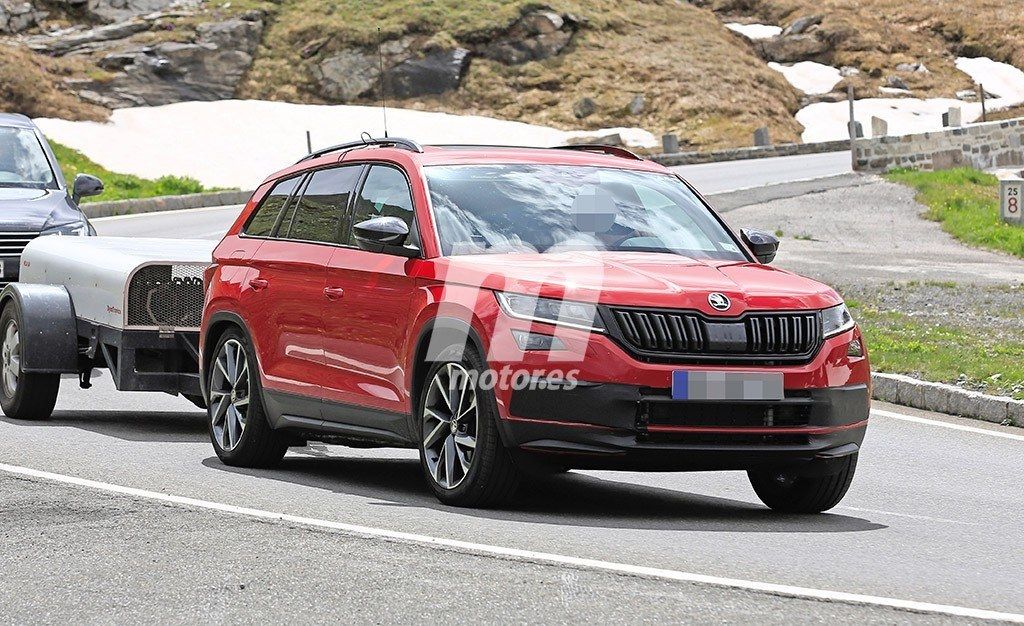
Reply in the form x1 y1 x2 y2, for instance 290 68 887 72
72 174 104 203
353 216 417 256
741 228 779 264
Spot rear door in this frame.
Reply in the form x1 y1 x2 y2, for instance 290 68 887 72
321 164 421 432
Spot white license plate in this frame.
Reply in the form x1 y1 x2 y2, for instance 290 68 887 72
672 371 784 401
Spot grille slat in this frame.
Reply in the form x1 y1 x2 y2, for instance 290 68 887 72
0 232 40 257
611 307 822 363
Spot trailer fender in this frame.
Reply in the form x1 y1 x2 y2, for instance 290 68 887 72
0 283 78 373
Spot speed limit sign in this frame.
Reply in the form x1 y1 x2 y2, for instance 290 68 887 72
1001 177 1024 225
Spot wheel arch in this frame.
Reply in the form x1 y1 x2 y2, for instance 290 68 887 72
408 316 489 434
201 311 258 401
0 283 78 373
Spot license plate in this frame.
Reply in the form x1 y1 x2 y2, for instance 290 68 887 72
672 371 784 401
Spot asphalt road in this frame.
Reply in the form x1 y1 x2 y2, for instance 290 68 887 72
2 378 1022 622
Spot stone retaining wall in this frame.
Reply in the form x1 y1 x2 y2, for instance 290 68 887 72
852 117 1024 173
82 190 253 219
651 139 850 167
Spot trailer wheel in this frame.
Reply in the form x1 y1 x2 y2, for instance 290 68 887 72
0 303 60 420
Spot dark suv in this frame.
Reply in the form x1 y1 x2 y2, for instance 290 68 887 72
201 138 870 513
0 113 103 282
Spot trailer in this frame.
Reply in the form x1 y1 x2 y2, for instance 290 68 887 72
0 236 214 420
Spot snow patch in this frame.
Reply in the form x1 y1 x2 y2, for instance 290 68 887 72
955 57 1024 109
768 61 842 95
725 22 781 40
564 127 660 150
34 100 657 189
797 98 980 143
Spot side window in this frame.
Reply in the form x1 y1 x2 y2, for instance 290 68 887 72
282 165 361 244
243 176 299 237
349 165 419 249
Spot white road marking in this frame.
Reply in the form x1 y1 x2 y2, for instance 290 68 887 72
90 204 243 223
836 505 981 526
1 461 1022 623
872 408 1024 442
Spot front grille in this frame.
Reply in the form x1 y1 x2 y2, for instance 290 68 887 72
0 231 40 256
645 400 812 428
127 264 205 328
608 307 822 363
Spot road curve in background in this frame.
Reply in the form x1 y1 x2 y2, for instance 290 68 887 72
92 151 856 240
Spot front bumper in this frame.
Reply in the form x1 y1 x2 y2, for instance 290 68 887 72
499 382 869 471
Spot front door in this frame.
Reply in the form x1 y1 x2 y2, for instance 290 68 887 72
321 164 421 434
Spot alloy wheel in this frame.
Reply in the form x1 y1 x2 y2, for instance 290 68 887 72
210 338 250 451
1 320 19 398
422 363 479 490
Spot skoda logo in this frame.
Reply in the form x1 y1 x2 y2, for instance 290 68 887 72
708 293 731 311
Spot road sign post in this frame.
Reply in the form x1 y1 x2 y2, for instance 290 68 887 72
1000 176 1024 225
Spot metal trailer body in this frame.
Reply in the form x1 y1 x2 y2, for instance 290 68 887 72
6 236 215 404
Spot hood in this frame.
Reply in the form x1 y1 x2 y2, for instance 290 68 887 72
0 187 81 232
428 251 841 315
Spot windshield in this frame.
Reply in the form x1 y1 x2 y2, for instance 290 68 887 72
0 126 57 189
426 164 746 261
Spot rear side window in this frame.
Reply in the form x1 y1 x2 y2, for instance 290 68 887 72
281 165 361 244
348 165 418 248
244 176 300 237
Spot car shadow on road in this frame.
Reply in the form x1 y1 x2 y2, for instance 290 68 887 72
0 411 208 443
202 454 886 533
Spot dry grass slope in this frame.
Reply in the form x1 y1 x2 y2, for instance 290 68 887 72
0 44 106 121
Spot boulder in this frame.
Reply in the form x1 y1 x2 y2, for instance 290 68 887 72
25 20 152 55
757 34 830 63
386 48 471 98
627 94 645 115
85 0 175 23
572 96 596 119
839 65 860 77
480 9 575 64
782 15 822 36
0 0 45 33
885 75 909 90
68 16 264 107
313 49 379 102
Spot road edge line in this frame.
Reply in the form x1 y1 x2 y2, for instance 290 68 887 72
872 408 1024 442
1 461 1022 623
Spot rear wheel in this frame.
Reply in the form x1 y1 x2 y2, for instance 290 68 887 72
417 345 520 507
207 328 287 468
748 454 858 514
0 303 59 420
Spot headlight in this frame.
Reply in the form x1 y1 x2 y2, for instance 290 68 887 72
42 221 89 237
496 292 605 332
822 303 855 338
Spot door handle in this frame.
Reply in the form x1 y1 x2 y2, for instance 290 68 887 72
249 277 269 291
323 286 345 301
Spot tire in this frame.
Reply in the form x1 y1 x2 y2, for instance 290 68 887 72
0 302 59 420
417 343 520 507
207 327 287 468
748 454 858 514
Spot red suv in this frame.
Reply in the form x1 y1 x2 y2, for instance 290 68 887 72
201 138 870 513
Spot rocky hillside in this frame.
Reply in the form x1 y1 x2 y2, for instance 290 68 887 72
2 0 1023 150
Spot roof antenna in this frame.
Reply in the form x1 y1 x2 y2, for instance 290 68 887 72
377 27 389 139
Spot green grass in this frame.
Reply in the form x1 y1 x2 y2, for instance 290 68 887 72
50 141 210 203
848 301 1024 400
885 167 1024 258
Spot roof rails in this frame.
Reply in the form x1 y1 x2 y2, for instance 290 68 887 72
296 136 423 163
551 144 644 161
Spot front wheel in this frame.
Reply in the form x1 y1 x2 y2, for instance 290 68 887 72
207 328 287 468
0 303 59 420
417 345 520 507
748 454 858 514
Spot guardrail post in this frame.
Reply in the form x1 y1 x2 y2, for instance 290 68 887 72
662 133 679 154
1000 175 1024 226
